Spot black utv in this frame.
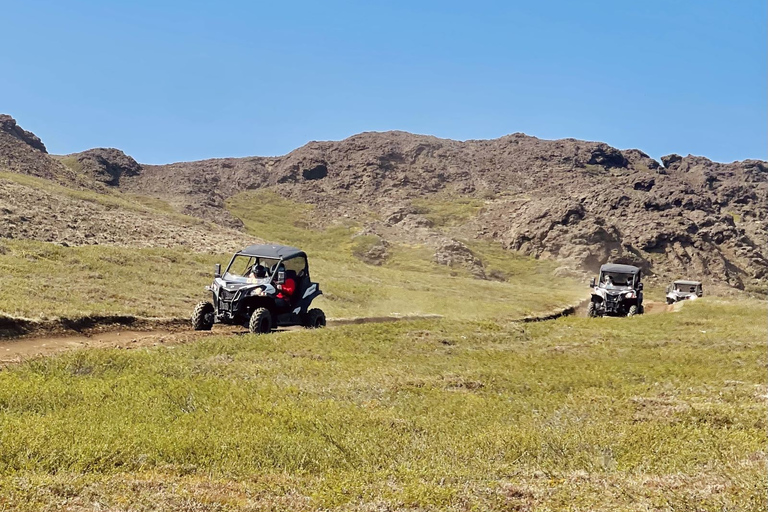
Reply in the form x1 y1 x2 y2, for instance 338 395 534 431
587 263 644 317
192 244 325 334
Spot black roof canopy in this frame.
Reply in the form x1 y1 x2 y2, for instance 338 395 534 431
674 280 702 286
600 263 641 274
239 244 305 260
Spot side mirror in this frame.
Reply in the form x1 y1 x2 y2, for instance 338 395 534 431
638 282 644 291
214 264 221 278
277 269 285 284
589 278 596 288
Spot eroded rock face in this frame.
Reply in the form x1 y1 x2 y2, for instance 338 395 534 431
65 148 142 186
0 115 47 153
1 113 764 289
117 132 765 288
434 239 486 280
0 115 75 182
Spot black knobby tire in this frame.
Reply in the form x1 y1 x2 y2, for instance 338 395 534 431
587 301 597 318
638 304 644 315
304 308 326 329
192 301 214 331
249 307 272 334
627 305 638 317
666 298 675 305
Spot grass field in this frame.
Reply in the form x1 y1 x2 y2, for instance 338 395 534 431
0 298 764 510
0 189 585 322
0 236 582 322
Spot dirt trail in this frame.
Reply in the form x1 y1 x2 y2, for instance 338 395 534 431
573 299 680 317
0 302 683 365
0 315 443 365
644 301 679 314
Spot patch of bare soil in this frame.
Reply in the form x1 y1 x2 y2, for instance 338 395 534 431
0 326 240 365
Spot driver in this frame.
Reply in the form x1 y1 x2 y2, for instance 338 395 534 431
248 264 267 279
602 275 613 288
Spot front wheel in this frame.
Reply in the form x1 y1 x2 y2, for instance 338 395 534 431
249 308 272 334
303 308 326 329
627 305 638 317
587 301 598 318
192 301 214 331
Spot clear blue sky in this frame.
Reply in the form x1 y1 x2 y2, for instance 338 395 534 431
2 0 765 164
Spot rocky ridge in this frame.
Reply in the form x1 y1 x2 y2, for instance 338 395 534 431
121 131 766 289
1 115 765 289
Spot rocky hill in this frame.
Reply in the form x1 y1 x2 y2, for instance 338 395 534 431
0 116 252 252
120 132 767 289
2 115 766 289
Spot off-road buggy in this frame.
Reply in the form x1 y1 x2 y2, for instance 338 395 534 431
587 263 644 317
666 280 703 304
191 244 325 334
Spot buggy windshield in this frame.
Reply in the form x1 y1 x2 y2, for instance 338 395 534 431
224 254 280 281
599 272 635 289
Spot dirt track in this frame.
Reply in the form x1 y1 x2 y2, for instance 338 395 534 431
0 301 682 365
0 315 442 365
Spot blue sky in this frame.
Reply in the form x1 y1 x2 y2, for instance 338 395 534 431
2 0 765 164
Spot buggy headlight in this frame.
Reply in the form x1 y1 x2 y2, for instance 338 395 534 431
625 291 636 299
249 287 265 297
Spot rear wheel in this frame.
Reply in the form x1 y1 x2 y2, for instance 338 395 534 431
249 308 272 334
304 308 326 329
627 305 638 317
666 298 675 305
587 301 597 318
192 301 214 331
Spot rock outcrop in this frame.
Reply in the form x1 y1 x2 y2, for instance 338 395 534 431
63 148 142 186
1 114 765 289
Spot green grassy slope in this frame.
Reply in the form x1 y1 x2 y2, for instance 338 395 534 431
0 298 764 510
226 190 584 320
0 184 584 322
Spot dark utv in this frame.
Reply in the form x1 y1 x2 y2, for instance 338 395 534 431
587 263 644 317
192 244 325 334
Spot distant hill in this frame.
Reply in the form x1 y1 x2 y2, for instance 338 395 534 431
0 116 251 252
2 114 766 290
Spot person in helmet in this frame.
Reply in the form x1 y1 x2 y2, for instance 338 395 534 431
248 263 267 279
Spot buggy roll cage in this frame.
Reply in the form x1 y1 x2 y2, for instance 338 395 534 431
221 251 310 282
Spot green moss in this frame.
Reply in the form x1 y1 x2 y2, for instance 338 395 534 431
58 156 84 174
411 197 485 227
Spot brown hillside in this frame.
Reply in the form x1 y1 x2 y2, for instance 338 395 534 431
121 131 767 289
1 115 765 289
